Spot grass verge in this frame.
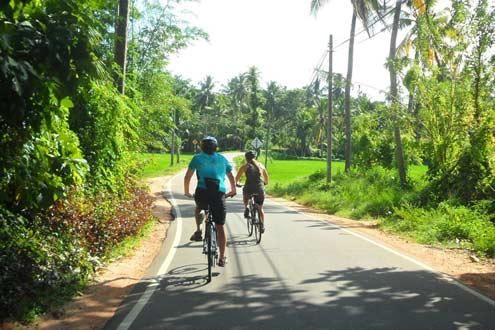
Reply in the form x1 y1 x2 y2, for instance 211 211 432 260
135 152 193 178
242 156 494 257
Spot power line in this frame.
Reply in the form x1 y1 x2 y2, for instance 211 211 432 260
307 50 329 88
333 0 408 51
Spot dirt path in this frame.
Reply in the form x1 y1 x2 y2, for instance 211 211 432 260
18 176 174 330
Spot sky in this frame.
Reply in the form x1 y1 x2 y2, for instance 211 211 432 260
167 0 406 100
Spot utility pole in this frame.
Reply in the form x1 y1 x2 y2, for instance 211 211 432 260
327 35 333 183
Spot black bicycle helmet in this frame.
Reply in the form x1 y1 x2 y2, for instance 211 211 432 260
201 136 218 154
245 150 256 160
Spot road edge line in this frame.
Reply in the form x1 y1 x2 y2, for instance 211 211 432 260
268 198 495 308
116 171 184 330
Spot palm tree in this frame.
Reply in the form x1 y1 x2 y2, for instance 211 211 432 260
196 75 215 135
246 66 261 139
226 75 247 128
311 0 386 172
391 0 444 184
305 78 326 157
263 81 282 167
225 74 248 149
388 0 407 185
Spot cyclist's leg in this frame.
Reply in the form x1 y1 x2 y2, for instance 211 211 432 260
242 187 249 218
191 188 208 241
211 192 227 262
255 192 265 229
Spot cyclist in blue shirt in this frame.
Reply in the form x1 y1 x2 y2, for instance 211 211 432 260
184 136 236 267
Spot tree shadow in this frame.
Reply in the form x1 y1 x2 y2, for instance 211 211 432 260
227 234 257 247
296 218 379 231
105 267 495 329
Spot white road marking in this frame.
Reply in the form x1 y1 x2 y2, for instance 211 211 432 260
116 171 184 330
267 198 495 308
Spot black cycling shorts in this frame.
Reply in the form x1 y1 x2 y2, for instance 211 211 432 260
243 188 265 206
194 187 226 225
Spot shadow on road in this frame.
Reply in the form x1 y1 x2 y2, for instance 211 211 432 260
227 234 258 247
106 266 494 330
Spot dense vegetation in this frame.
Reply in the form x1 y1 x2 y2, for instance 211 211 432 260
260 157 494 256
226 0 494 257
1 0 494 323
0 0 203 322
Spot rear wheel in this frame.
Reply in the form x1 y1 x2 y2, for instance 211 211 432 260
253 206 262 244
206 223 213 282
247 204 253 236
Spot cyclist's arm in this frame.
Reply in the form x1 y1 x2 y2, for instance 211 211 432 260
262 168 269 185
235 164 246 184
184 168 195 196
227 171 237 196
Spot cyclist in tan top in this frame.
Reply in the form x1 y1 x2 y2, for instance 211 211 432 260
235 151 269 232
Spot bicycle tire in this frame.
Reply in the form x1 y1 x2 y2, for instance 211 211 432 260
206 222 213 282
247 203 253 236
253 206 262 244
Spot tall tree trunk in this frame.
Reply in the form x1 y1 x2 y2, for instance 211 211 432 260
327 34 333 182
264 125 270 169
408 51 420 142
176 139 180 163
344 12 356 173
170 131 175 166
389 0 407 185
115 0 129 94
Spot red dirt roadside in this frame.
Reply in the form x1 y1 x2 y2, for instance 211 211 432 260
6 176 174 330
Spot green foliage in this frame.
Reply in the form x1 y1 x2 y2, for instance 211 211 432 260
352 105 394 168
0 207 93 322
271 166 418 219
71 81 141 189
0 0 204 323
269 161 494 256
385 202 495 256
46 183 153 256
0 0 102 215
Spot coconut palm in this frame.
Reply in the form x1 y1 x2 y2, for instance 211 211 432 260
311 0 386 172
388 0 407 185
263 81 283 166
246 66 262 139
196 75 215 135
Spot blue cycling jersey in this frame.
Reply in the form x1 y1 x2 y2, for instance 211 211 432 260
188 152 232 193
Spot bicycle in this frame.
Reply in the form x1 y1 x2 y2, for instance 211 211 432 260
201 205 217 283
238 185 263 244
192 193 234 283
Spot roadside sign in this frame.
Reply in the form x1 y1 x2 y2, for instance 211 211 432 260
192 139 198 145
251 137 263 149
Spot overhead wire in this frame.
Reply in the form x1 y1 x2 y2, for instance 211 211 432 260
333 0 411 52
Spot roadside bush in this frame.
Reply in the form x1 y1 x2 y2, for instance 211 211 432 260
271 166 416 219
46 181 153 257
0 180 153 322
385 202 495 256
0 207 92 322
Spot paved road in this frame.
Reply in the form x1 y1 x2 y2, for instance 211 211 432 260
106 163 495 330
